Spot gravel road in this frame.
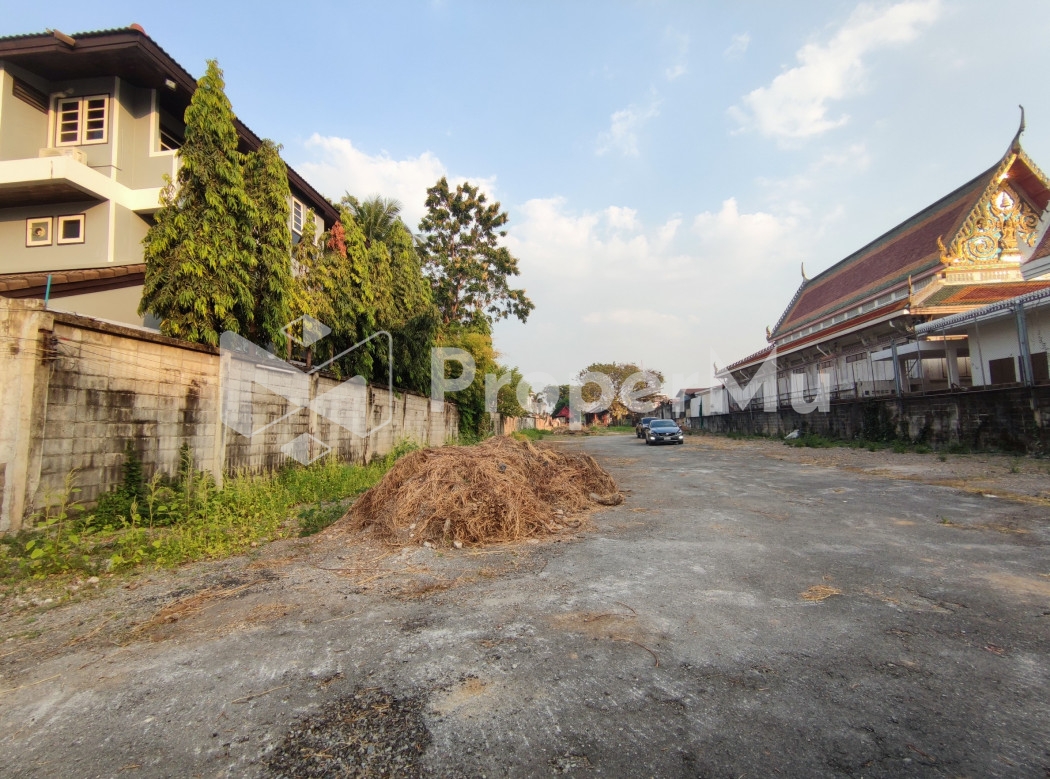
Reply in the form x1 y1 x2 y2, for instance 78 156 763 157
1 434 1049 777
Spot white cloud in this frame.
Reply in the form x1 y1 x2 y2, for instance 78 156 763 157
665 64 687 81
296 134 496 227
664 29 690 81
756 142 871 216
493 195 806 386
656 217 681 247
692 198 802 272
724 33 750 58
595 100 661 157
582 309 682 327
730 0 941 140
605 206 640 231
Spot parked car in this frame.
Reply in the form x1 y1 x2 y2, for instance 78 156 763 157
645 419 684 445
635 417 656 438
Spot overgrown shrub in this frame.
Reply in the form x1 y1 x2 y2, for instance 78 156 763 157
2 439 421 581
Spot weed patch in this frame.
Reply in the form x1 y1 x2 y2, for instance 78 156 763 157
1 441 419 583
511 428 552 443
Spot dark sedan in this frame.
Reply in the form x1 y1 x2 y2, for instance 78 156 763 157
645 419 684 445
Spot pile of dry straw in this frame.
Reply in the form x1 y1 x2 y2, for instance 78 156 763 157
346 437 621 546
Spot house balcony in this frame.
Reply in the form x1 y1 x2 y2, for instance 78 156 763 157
0 153 168 213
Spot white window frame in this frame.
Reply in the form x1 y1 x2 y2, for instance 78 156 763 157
54 94 109 147
56 214 86 245
26 218 53 247
291 198 305 237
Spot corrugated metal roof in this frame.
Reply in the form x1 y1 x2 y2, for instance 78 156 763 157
916 285 1050 334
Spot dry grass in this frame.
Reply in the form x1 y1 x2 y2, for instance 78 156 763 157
346 437 620 546
132 579 264 635
800 584 842 601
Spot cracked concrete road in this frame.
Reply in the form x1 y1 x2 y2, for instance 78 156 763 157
2 434 1049 777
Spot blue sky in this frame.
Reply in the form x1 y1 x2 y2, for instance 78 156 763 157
8 1 1050 392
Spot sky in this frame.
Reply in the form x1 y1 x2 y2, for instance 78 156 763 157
8 1 1050 393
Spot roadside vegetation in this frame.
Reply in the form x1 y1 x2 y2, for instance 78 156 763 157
139 60 530 441
0 441 418 585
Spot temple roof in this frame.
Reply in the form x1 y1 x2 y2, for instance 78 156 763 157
916 279 1050 309
1027 221 1050 265
771 139 1050 341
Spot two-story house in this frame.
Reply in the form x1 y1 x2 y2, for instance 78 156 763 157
0 26 337 326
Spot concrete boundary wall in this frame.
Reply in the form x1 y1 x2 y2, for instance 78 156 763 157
698 385 1050 451
0 298 458 533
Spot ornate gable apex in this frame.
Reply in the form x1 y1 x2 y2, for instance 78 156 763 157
770 121 1050 343
938 132 1050 276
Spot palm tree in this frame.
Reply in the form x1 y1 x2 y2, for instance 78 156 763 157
342 194 404 247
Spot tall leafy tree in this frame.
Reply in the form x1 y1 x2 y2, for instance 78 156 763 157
576 362 665 421
288 209 334 366
243 139 292 345
139 60 257 345
418 177 534 328
375 220 438 394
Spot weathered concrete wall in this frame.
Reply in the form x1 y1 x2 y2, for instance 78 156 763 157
0 298 458 532
701 385 1050 452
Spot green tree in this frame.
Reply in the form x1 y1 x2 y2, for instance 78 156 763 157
288 209 334 366
549 385 571 416
418 177 534 328
576 362 665 421
140 60 257 346
374 220 439 394
243 139 292 346
344 194 406 248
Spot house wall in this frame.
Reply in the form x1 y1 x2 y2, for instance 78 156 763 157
1030 306 1050 359
49 285 144 325
0 298 458 533
115 81 177 192
113 203 150 263
966 306 1050 386
43 76 118 173
0 200 110 273
0 65 50 161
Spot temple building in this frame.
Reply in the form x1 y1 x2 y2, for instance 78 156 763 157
718 118 1050 406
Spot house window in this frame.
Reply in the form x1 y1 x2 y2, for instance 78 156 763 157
56 214 85 245
988 356 1017 385
159 126 182 151
55 95 109 146
1032 352 1049 384
13 78 48 112
291 198 305 238
26 218 52 247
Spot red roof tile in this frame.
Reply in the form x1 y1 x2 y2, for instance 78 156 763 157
920 280 1050 307
773 172 987 337
773 149 1050 338
1027 223 1050 264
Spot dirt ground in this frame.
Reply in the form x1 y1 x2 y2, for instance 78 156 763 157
1 434 1049 777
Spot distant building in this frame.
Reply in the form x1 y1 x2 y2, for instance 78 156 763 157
0 26 337 326
718 121 1050 404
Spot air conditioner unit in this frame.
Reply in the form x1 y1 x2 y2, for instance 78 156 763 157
38 147 87 164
